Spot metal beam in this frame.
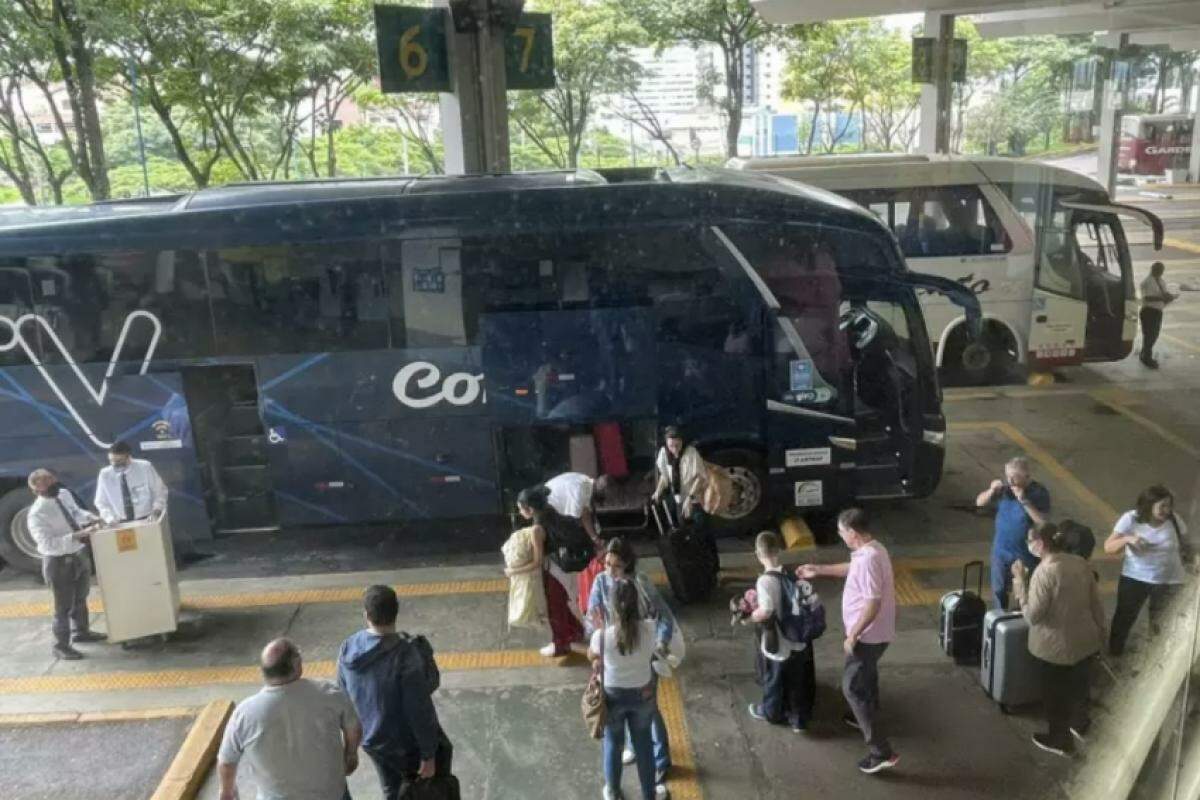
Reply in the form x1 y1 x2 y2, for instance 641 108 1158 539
975 6 1200 38
751 0 1195 26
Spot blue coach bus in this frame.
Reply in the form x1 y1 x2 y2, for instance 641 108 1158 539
0 167 977 594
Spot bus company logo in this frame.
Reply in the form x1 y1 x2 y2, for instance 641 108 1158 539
392 361 485 409
151 420 173 440
1144 146 1190 155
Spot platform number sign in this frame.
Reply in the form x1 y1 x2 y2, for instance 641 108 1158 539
374 5 555 94
375 5 451 92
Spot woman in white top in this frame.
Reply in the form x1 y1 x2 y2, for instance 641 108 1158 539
589 579 669 800
1105 484 1191 655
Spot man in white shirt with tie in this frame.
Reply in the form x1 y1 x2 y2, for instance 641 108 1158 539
1139 261 1177 369
94 440 168 526
26 468 104 660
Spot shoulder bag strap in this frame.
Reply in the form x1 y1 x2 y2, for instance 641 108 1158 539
1172 513 1193 560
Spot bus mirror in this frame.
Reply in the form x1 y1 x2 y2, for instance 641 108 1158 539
905 272 983 336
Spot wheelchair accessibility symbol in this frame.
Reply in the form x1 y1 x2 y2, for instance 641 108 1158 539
268 427 287 445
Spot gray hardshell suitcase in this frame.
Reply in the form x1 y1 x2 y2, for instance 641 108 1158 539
979 609 1041 713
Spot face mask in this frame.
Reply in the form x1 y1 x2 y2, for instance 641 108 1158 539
44 483 60 498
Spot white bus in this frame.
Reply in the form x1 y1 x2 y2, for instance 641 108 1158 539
728 154 1163 383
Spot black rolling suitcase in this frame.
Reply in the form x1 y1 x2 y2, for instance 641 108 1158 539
938 560 987 663
651 501 719 604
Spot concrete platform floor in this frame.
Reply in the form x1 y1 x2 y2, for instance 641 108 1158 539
0 204 1199 800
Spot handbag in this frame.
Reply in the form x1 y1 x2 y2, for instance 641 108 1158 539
397 775 462 800
1171 513 1196 569
582 623 607 739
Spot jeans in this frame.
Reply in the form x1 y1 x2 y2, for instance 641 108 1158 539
1036 655 1093 749
365 731 453 800
42 552 92 648
603 686 657 800
843 641 893 758
1141 306 1163 361
990 551 1034 611
757 645 815 726
1109 575 1180 655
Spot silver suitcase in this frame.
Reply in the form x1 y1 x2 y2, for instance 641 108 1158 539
979 609 1042 713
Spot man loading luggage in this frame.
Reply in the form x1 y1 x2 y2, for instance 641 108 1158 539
976 457 1051 610
545 471 607 548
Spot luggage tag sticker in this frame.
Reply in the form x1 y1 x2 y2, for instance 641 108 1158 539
790 359 814 392
116 529 138 553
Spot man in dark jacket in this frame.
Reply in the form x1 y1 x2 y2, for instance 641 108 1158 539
337 584 453 799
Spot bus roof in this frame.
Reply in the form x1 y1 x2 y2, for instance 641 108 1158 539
726 153 1108 197
0 166 890 257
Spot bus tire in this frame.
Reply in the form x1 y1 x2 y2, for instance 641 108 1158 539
0 487 41 575
656 524 718 604
945 325 1016 386
705 448 769 535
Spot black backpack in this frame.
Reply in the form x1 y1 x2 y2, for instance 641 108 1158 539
400 632 440 693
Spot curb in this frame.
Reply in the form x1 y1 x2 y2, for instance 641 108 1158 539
151 699 234 800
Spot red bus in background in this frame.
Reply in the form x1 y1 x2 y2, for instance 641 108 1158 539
1118 113 1193 176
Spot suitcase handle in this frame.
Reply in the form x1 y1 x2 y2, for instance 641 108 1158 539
962 560 984 595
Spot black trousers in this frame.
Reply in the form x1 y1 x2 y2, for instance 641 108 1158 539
1036 655 1093 750
757 645 815 726
42 552 92 648
843 641 892 758
365 732 453 800
1109 575 1179 656
1141 307 1164 360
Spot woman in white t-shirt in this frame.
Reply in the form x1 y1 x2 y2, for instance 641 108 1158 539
1104 485 1192 655
589 579 669 800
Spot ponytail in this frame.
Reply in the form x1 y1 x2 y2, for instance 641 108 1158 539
612 579 642 656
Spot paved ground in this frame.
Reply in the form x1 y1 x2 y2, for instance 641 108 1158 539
1 196 1200 800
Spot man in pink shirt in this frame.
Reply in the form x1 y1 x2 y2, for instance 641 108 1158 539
798 507 898 774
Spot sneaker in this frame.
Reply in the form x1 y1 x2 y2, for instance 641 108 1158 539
622 747 635 765
747 703 768 722
52 644 83 661
857 753 899 774
655 785 670 799
72 631 106 644
842 712 862 730
602 787 621 800
538 643 560 658
1031 733 1073 758
791 720 808 734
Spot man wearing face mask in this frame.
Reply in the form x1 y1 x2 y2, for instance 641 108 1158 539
27 468 104 660
94 440 168 527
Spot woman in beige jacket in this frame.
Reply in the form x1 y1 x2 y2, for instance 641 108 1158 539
1022 522 1107 758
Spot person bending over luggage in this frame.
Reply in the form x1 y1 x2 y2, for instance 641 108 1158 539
748 531 816 734
1105 484 1193 656
976 456 1051 610
651 426 706 526
545 471 606 547
1022 523 1106 758
590 579 670 800
588 538 676 789
516 486 586 658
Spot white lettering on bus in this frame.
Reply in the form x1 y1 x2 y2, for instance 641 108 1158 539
1145 146 1190 155
0 311 162 449
393 361 485 409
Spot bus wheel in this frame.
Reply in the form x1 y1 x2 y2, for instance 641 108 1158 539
947 327 1016 386
0 488 41 575
707 448 768 533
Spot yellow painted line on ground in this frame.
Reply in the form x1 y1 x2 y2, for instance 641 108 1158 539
1162 333 1200 356
0 706 198 726
0 649 586 695
658 676 703 800
950 421 1120 525
1165 237 1200 256
1090 391 1200 460
151 700 234 800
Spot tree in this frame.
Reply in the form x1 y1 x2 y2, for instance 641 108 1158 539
0 0 112 200
618 0 783 159
781 23 859 154
511 0 643 169
608 90 683 166
354 86 443 174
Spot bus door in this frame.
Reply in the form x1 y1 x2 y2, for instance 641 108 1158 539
1058 200 1163 361
181 364 279 534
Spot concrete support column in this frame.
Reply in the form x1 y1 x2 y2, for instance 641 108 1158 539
1189 96 1200 182
437 0 514 175
918 12 955 155
1096 38 1128 197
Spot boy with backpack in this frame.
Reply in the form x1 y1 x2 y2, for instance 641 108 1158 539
337 584 457 800
748 530 824 733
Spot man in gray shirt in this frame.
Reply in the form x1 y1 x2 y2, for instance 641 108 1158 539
218 638 363 800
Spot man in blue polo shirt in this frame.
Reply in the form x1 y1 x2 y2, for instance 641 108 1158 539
976 456 1051 609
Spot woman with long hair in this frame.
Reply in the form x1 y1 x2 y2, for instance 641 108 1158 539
589 579 668 800
1105 484 1191 655
1023 522 1106 758
516 485 585 658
